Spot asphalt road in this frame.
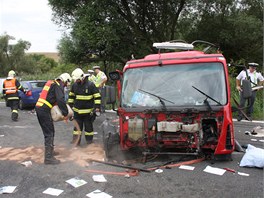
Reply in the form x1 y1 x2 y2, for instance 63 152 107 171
0 102 263 198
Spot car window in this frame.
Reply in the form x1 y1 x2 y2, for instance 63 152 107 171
30 82 46 89
21 82 29 90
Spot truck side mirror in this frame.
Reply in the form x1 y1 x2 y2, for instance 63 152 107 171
241 80 252 99
109 71 120 81
105 85 116 111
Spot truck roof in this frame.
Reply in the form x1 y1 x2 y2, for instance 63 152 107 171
125 50 225 70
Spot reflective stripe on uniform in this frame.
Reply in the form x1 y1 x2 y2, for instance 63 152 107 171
43 85 50 91
93 93 101 98
69 92 75 96
85 132 94 136
76 95 93 100
7 97 19 100
94 100 101 104
72 107 93 114
73 130 81 135
12 110 18 113
68 98 74 103
36 98 52 108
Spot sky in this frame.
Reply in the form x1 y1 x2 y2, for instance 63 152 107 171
0 0 64 52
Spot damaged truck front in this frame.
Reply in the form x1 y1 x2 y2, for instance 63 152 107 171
104 41 235 160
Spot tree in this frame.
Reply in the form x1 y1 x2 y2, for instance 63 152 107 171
0 33 31 76
49 0 189 68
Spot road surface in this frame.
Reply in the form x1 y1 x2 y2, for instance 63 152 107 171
0 103 263 198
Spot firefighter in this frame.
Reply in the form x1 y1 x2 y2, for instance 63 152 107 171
2 70 25 121
68 68 101 145
35 73 72 165
93 65 107 112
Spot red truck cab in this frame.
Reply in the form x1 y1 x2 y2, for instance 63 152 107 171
105 41 235 160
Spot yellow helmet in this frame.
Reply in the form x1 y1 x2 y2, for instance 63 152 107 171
71 68 84 81
8 70 16 78
58 73 72 84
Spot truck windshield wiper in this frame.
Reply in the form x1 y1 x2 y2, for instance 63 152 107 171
192 86 222 110
138 89 174 111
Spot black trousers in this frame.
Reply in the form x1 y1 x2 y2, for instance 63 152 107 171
73 113 94 142
36 107 54 146
239 91 257 116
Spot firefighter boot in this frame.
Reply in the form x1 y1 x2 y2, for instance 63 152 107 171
11 111 18 121
51 137 59 156
44 146 60 165
71 135 81 145
85 135 93 144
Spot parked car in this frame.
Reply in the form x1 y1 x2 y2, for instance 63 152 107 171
18 80 46 109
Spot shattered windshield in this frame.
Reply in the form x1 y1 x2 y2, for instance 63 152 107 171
121 62 227 108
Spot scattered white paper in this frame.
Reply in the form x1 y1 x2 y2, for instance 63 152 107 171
92 175 107 183
94 132 98 135
43 188 64 196
86 189 112 198
179 165 195 171
238 172 250 176
21 161 32 167
203 166 226 176
0 186 17 194
66 178 87 188
259 140 264 143
250 139 258 142
155 169 163 173
0 135 4 137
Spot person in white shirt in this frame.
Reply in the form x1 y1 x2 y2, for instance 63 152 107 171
236 63 264 121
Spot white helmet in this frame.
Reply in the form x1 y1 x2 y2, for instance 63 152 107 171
71 68 84 81
58 73 72 84
8 70 16 78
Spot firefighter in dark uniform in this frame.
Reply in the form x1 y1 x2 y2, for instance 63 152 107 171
68 68 101 145
2 70 25 121
35 73 72 165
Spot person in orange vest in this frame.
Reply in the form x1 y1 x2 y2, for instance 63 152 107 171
2 70 25 121
35 73 72 165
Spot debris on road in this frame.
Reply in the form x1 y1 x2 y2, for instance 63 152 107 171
237 172 250 176
179 165 195 171
86 189 112 198
85 169 139 177
154 169 163 173
90 159 152 173
0 134 4 137
42 188 64 196
240 144 264 168
92 175 107 183
0 186 17 194
66 178 87 188
203 165 226 176
250 139 258 142
21 160 32 167
245 126 264 137
223 168 236 173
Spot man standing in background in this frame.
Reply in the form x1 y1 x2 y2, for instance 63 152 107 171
93 66 107 112
236 63 264 121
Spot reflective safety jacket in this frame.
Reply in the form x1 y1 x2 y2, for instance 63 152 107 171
68 78 101 115
3 78 24 100
36 80 68 116
94 71 107 88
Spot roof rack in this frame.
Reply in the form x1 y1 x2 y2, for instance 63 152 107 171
153 41 194 50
